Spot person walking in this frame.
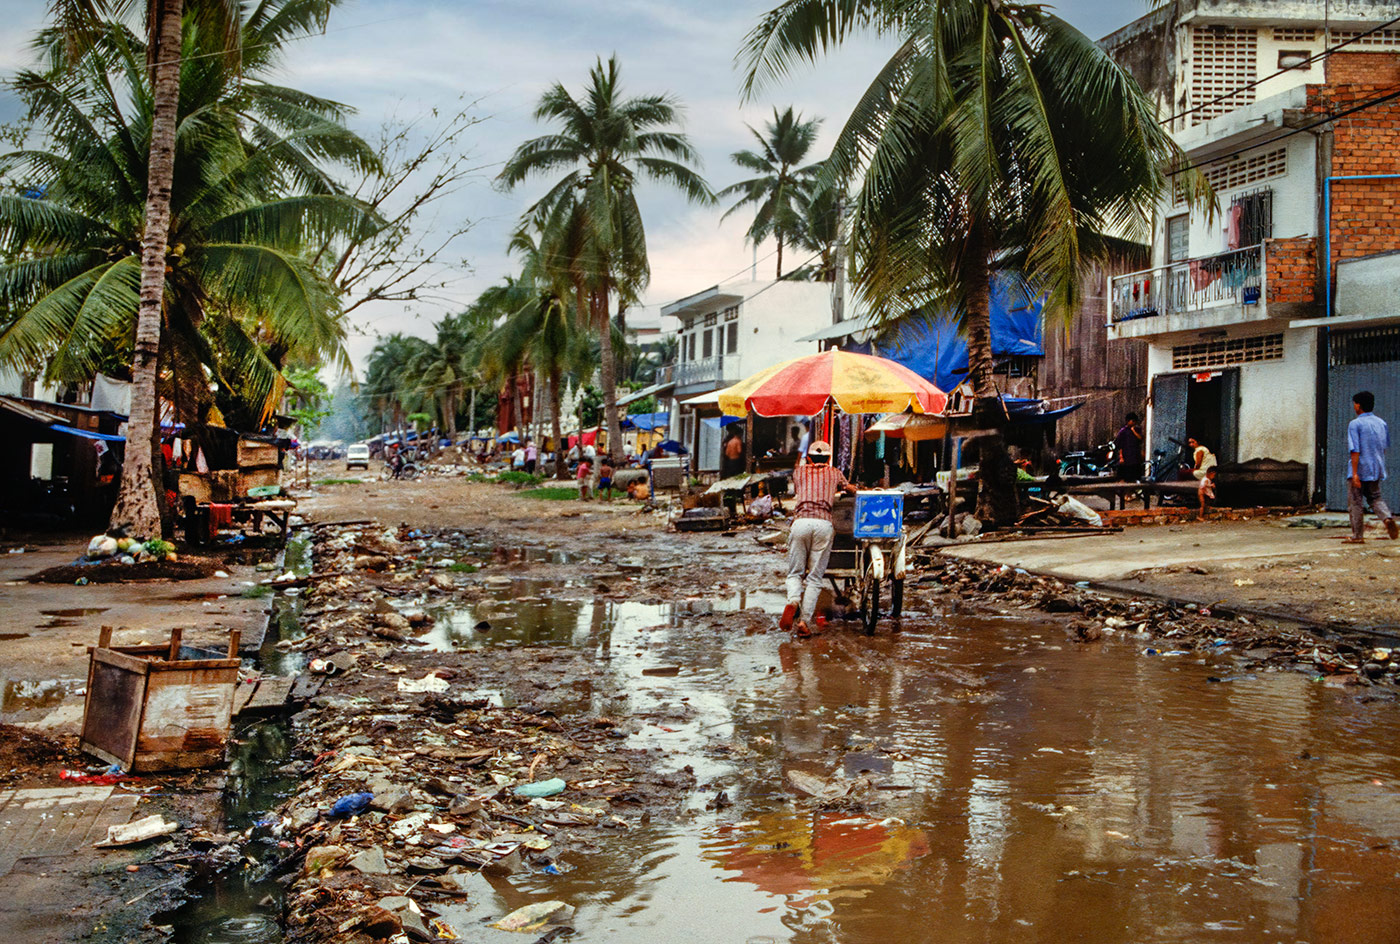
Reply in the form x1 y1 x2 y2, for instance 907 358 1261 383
524 440 538 475
1345 390 1397 544
722 431 745 480
780 440 857 638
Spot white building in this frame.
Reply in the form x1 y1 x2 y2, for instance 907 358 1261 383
1104 1 1400 504
663 280 836 472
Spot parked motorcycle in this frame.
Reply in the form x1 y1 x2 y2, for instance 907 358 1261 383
1058 439 1118 478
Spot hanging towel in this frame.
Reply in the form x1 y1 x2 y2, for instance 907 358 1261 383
207 502 234 540
1224 204 1243 250
195 447 209 473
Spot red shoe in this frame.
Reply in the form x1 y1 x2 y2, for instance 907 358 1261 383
779 603 798 631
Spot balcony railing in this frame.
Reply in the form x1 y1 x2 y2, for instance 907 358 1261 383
1111 245 1263 325
675 356 740 388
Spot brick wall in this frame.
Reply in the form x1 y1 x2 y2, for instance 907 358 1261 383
1265 237 1317 305
1312 53 1400 273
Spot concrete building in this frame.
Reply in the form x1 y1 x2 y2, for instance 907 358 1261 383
663 280 835 472
1104 1 1400 506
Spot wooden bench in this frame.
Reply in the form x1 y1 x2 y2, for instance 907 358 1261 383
1067 481 1200 511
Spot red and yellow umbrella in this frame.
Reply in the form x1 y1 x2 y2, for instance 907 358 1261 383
718 350 947 418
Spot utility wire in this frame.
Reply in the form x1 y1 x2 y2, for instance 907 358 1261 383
1168 83 1400 180
1161 14 1400 126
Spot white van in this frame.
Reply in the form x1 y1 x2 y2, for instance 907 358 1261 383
346 443 371 470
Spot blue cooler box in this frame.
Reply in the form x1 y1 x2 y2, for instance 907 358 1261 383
853 490 903 539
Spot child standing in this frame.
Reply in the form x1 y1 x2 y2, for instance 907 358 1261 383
599 458 615 501
576 458 592 501
1198 465 1217 516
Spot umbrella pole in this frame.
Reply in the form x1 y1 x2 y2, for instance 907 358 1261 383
745 411 754 474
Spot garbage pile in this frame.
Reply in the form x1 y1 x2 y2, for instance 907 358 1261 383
269 522 698 943
916 556 1399 686
85 533 178 564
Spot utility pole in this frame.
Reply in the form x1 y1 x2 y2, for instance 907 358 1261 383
831 196 848 326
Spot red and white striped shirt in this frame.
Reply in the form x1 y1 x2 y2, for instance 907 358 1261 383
791 463 850 522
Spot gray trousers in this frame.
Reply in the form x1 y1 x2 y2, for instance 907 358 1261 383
786 517 834 623
1349 479 1394 539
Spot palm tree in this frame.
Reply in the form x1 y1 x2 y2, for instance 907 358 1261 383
499 56 713 462
26 0 364 538
719 107 824 279
363 333 429 433
740 0 1207 525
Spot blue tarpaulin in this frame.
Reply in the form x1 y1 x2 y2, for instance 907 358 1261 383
497 432 520 444
702 415 744 430
621 411 669 431
51 423 125 443
874 277 1044 393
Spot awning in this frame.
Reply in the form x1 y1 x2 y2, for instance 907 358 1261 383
621 411 669 431
677 390 723 406
797 316 878 344
51 423 125 443
618 381 675 407
702 415 744 429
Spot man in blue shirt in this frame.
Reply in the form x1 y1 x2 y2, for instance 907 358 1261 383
1345 390 1397 544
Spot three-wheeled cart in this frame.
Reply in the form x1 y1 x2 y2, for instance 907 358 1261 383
825 490 907 635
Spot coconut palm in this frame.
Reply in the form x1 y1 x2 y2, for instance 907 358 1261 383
740 0 1206 524
499 56 713 462
18 0 368 536
719 107 824 279
363 333 430 433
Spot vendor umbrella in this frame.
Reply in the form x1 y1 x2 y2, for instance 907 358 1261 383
718 349 947 418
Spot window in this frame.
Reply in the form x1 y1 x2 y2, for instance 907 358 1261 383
1231 187 1273 247
722 305 739 321
702 329 713 359
1189 26 1258 125
1167 214 1190 263
726 322 738 354
1331 326 1400 366
1172 333 1284 370
686 334 696 362
703 312 718 327
1272 27 1316 43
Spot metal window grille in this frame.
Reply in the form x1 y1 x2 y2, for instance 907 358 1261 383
1175 147 1287 205
1330 326 1400 366
1172 334 1284 370
1190 27 1258 125
703 312 718 327
722 306 739 321
1232 187 1274 246
1330 28 1400 48
1273 27 1316 43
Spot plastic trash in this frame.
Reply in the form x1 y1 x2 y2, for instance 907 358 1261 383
493 900 574 932
328 792 374 818
513 778 567 798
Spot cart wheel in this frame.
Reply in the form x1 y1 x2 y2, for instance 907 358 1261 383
891 578 904 619
860 567 880 636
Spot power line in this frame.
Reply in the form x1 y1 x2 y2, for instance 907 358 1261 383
1168 82 1400 180
1161 15 1400 126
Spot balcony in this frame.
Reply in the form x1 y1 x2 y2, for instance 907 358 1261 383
1109 245 1267 339
674 356 740 393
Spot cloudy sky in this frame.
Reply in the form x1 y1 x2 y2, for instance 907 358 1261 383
0 0 1133 374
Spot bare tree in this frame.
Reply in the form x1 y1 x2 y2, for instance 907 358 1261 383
318 98 490 317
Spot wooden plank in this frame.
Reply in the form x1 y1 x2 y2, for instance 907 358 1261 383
236 677 296 717
92 647 152 674
167 627 183 662
288 675 324 702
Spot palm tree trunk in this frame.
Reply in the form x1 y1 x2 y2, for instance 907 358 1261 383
109 0 183 539
775 234 784 280
467 387 476 438
443 387 457 440
594 287 624 462
511 375 524 436
550 370 566 480
964 223 1017 528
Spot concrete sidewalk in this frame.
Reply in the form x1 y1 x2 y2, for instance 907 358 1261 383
942 516 1400 629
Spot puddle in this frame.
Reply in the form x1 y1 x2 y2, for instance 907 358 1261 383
164 534 312 944
1 677 83 711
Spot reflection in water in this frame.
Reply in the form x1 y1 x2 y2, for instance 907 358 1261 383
453 608 1400 944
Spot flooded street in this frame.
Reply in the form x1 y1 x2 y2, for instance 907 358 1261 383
360 578 1400 943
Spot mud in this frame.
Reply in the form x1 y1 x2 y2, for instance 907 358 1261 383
263 479 1400 944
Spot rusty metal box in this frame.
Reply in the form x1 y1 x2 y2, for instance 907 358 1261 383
80 628 241 772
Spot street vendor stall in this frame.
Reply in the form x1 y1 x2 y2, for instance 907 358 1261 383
717 350 948 632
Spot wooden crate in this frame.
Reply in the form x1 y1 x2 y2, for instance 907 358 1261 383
237 439 280 469
81 627 241 772
177 472 212 505
239 467 280 494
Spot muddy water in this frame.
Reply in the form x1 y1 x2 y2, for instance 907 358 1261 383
426 595 1400 944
